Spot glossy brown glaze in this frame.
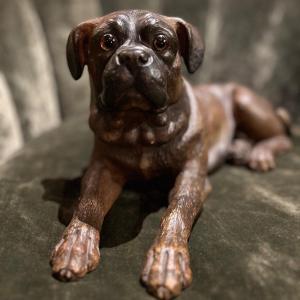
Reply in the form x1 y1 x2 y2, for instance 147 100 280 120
50 10 292 300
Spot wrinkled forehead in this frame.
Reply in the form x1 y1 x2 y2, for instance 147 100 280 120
94 10 176 37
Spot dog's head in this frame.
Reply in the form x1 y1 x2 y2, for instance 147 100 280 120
67 10 204 113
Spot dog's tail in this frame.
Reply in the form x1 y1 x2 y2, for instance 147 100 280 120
276 107 292 135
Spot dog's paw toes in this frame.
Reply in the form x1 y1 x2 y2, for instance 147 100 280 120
227 139 252 165
54 268 76 282
248 147 275 172
141 243 192 300
156 287 173 300
50 219 100 281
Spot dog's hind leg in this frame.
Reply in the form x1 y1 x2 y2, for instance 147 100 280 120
228 84 292 171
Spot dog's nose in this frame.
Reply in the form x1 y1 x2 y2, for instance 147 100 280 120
116 49 152 68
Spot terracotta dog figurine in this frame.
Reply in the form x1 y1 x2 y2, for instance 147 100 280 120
50 9 292 300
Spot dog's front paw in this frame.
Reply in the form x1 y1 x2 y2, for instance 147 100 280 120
141 243 192 300
248 147 275 172
50 218 100 281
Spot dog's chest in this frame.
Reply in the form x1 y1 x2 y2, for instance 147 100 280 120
104 136 186 179
96 102 195 177
137 148 170 178
108 143 171 178
138 150 158 178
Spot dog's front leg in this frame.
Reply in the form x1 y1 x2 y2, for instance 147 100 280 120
141 159 211 299
50 159 125 281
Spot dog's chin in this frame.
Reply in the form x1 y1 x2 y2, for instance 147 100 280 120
118 89 152 112
101 88 168 113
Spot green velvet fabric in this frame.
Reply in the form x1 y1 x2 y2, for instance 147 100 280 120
0 116 299 300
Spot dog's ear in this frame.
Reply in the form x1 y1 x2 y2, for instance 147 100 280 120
66 21 95 80
172 18 205 73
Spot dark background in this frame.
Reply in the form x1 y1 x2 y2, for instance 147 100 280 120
0 0 300 163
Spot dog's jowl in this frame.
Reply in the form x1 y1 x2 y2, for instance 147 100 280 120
50 10 292 300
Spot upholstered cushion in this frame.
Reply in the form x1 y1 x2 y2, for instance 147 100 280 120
0 116 299 300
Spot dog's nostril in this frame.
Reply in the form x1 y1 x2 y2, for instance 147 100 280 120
117 53 129 65
138 52 150 65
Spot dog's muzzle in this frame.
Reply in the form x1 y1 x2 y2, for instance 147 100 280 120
100 45 168 112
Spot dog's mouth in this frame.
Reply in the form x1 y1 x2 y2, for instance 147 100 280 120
100 87 168 113
118 89 152 111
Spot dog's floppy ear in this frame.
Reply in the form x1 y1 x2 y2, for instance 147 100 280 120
173 18 205 73
66 21 95 80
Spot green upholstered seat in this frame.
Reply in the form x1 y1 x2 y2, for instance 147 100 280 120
0 116 299 300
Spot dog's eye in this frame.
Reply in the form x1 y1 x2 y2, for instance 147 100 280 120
100 33 118 51
153 34 168 51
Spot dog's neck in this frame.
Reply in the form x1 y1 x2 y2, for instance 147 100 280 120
89 81 191 146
